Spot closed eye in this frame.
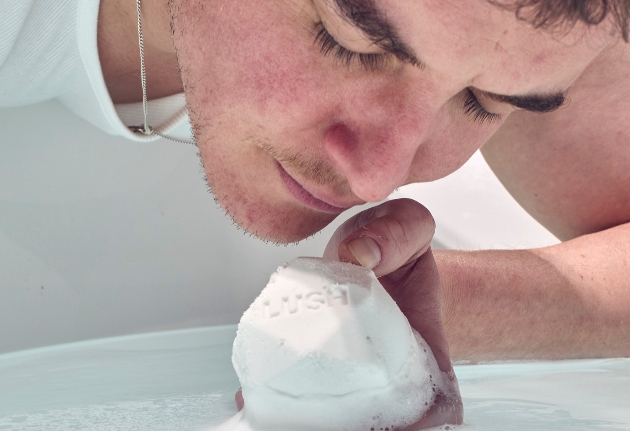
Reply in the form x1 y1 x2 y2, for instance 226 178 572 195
313 21 390 71
313 22 503 126
463 89 503 125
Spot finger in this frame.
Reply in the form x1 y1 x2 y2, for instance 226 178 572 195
235 388 244 411
387 249 453 373
401 391 464 430
325 199 435 278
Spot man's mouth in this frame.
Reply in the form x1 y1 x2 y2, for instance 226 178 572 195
276 162 350 214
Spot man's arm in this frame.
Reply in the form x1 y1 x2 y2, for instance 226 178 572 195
438 222 630 361
433 37 630 361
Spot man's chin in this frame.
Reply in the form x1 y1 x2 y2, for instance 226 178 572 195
222 201 340 244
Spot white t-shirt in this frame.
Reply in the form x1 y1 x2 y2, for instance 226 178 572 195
0 0 190 142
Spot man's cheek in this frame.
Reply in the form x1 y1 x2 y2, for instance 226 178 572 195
226 26 323 119
410 112 506 182
228 27 328 127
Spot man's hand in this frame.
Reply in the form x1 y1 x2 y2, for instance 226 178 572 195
323 198 463 429
234 199 463 428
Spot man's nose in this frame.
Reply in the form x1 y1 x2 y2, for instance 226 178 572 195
323 110 429 203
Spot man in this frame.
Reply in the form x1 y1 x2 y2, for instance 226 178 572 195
3 0 629 426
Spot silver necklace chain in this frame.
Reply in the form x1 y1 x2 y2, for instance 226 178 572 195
132 0 196 145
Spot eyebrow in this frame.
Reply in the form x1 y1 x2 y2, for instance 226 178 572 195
483 90 567 113
333 0 425 68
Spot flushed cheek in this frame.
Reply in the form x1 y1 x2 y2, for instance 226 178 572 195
248 52 320 121
211 11 325 126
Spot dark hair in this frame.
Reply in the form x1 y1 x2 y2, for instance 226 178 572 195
490 0 630 41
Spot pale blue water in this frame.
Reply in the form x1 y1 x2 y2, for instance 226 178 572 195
0 326 628 431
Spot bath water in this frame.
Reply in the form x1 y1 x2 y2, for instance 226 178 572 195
0 326 628 431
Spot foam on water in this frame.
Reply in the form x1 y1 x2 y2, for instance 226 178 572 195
0 394 224 431
211 411 463 431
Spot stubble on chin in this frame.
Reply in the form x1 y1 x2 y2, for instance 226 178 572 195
195 140 337 244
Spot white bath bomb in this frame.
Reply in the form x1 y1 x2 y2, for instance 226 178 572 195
233 257 443 431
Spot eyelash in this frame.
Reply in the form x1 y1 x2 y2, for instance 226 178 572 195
313 22 389 71
463 89 503 125
313 22 502 125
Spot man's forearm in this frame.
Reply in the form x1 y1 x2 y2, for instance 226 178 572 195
436 222 630 362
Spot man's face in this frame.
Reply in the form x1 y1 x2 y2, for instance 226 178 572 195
171 0 612 243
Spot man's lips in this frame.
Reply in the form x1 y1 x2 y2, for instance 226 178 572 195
276 162 351 214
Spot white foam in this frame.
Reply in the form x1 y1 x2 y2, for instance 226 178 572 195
212 412 463 431
226 257 449 431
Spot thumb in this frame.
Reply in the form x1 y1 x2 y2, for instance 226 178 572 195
324 198 435 278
